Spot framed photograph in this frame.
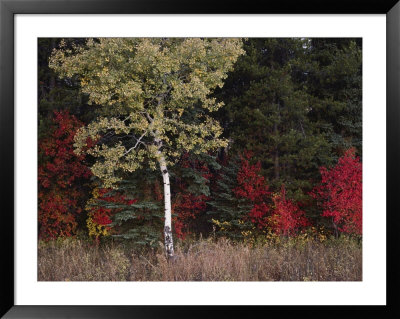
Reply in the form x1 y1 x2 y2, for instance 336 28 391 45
1 0 399 318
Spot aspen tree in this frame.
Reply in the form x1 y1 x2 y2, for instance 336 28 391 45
50 38 244 257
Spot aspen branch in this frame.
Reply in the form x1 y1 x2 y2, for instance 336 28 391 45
122 115 131 122
143 112 153 123
123 131 148 155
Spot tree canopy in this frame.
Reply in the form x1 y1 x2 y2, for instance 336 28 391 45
50 38 244 187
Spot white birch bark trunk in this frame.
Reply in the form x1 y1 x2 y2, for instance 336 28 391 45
158 154 174 258
153 126 174 259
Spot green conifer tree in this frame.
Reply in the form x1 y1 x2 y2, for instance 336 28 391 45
207 155 254 240
214 38 333 203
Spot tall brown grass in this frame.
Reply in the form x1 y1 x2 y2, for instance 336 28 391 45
38 237 362 281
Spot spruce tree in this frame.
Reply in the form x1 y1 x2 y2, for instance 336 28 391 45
213 38 333 203
306 38 362 156
207 155 254 240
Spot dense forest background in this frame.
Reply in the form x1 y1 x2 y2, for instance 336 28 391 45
38 38 362 249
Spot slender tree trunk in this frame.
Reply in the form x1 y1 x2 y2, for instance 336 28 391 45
274 149 280 180
274 99 281 180
49 38 56 103
158 155 174 258
273 123 280 180
332 218 339 239
153 125 174 259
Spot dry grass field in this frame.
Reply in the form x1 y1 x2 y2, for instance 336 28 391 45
38 237 362 281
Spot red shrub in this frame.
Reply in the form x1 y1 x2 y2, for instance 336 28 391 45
269 185 309 236
233 152 271 229
173 193 208 240
172 153 210 239
38 111 91 239
311 148 362 235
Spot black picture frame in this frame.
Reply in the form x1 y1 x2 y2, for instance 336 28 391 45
1 0 399 318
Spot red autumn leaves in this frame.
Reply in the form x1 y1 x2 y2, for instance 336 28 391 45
38 111 91 239
232 150 362 236
311 148 362 235
172 155 211 239
233 152 309 235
